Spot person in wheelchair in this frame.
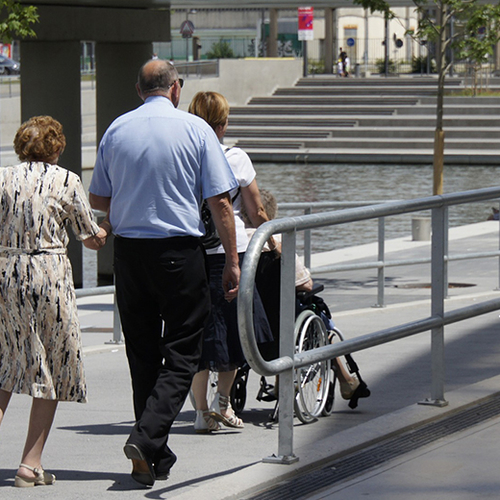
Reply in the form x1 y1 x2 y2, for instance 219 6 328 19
242 189 362 403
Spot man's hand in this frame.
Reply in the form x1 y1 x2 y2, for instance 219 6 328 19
83 227 108 250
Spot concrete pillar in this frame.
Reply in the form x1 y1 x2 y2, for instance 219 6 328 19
20 41 82 176
268 8 278 57
95 43 153 143
20 40 84 284
94 42 152 280
324 8 334 74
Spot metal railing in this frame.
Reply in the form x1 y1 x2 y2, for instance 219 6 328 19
75 285 123 344
237 187 500 464
174 60 219 79
280 200 500 307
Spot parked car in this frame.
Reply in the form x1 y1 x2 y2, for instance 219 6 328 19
0 55 20 75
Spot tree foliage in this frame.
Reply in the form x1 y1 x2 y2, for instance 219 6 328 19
206 39 235 59
0 0 38 43
353 0 500 194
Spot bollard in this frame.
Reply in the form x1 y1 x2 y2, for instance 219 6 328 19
412 216 431 241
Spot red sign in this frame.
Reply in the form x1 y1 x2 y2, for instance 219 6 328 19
298 7 314 41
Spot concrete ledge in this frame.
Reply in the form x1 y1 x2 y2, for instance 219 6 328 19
247 150 500 165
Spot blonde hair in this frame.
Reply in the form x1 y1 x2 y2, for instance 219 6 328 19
14 116 66 162
188 91 230 132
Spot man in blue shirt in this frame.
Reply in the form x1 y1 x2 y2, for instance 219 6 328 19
89 59 240 487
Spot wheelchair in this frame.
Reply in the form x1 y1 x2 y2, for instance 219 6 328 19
190 285 370 425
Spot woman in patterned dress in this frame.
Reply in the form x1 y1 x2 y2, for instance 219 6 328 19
0 116 109 487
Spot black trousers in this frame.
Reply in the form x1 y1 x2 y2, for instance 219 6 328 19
114 236 210 464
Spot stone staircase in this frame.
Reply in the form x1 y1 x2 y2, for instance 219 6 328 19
225 76 500 165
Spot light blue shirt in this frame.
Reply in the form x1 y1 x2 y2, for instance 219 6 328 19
90 96 238 238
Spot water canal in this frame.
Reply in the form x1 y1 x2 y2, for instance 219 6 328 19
253 163 500 253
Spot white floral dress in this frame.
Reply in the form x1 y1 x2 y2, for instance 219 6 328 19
0 162 100 402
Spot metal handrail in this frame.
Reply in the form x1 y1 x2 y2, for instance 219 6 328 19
279 199 500 306
237 186 500 464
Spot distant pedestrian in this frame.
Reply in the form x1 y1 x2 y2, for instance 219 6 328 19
339 47 348 77
89 60 240 488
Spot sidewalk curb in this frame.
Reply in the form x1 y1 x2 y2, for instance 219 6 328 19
169 374 500 500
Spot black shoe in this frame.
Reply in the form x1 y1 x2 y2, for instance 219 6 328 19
154 446 177 481
123 443 155 487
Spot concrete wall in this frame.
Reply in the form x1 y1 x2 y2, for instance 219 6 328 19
178 57 302 110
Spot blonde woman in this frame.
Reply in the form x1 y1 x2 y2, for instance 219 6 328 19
188 92 273 433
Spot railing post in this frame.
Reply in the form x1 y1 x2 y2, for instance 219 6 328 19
420 205 448 407
444 207 449 298
107 276 123 344
304 206 312 269
497 200 500 291
264 229 299 464
375 217 386 308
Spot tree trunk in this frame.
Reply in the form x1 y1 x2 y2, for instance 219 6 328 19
433 1 446 196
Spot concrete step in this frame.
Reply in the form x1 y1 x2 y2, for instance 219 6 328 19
231 105 396 116
232 105 500 117
235 137 500 151
294 77 463 87
225 128 333 139
273 86 500 97
228 117 358 127
229 115 500 129
225 126 500 140
274 87 443 96
248 96 421 106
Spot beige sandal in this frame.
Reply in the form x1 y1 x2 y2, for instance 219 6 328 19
194 409 221 433
209 393 244 429
14 463 56 488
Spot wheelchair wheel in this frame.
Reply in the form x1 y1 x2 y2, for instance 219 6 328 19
321 327 343 416
230 364 250 415
293 310 330 424
189 370 219 410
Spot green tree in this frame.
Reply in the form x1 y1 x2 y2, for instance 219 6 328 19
455 4 500 95
0 0 38 43
354 0 500 195
206 39 235 59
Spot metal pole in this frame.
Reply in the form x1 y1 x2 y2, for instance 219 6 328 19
303 40 308 77
111 276 123 344
384 14 389 76
264 229 299 464
376 217 386 307
421 205 448 407
444 206 449 298
304 206 312 269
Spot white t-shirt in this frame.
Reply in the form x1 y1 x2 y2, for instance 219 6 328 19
207 145 256 254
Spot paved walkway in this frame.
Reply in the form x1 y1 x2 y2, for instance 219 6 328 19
0 222 499 499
